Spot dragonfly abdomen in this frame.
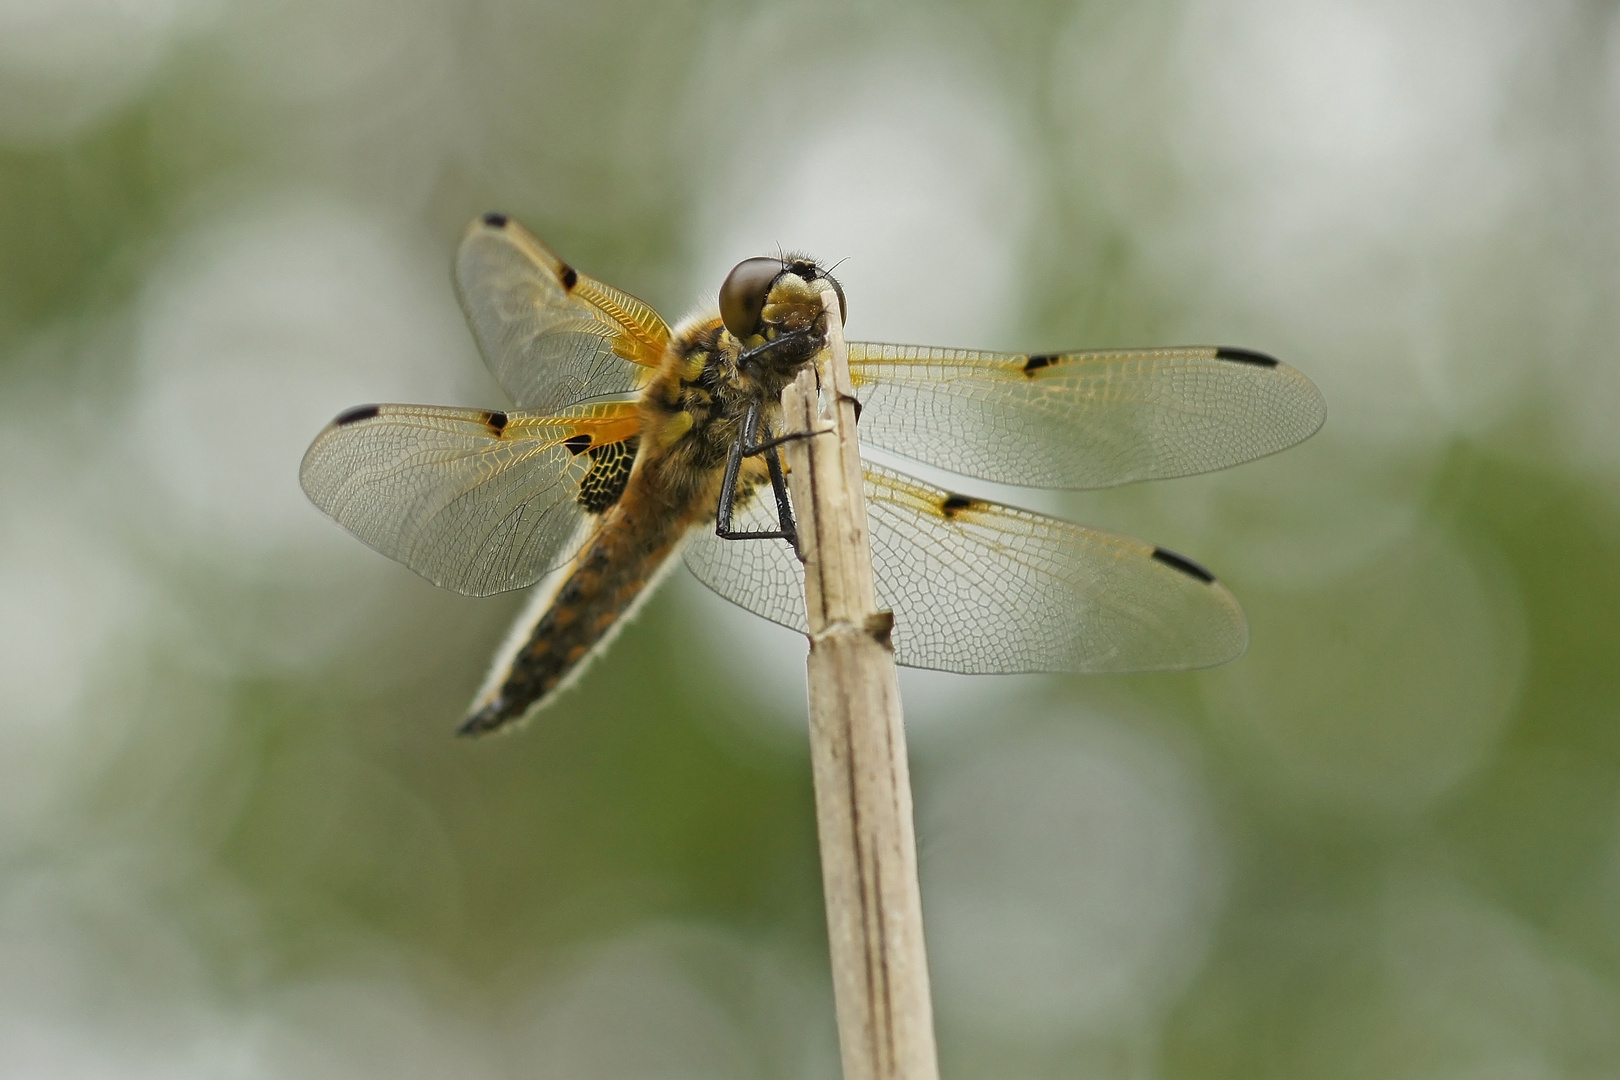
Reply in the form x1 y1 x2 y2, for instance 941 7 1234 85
459 481 699 736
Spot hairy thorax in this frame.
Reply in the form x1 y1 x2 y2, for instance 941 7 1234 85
635 314 811 516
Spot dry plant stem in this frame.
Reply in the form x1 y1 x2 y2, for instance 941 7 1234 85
780 291 941 1080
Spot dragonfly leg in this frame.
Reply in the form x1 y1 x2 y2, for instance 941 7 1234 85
762 437 799 558
715 399 801 556
744 426 823 456
738 323 820 367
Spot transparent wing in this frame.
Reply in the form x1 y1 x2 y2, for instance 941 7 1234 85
846 343 1326 489
684 462 1247 673
455 214 669 411
300 400 640 597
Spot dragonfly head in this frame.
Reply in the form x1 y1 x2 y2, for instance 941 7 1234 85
719 255 846 375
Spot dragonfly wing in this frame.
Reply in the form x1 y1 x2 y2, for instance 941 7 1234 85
863 463 1246 673
683 462 1247 673
300 401 641 597
846 343 1326 489
455 215 669 411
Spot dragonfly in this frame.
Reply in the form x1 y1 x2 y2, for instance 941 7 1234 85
300 213 1325 735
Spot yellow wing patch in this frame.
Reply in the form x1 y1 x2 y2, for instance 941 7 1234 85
455 215 670 411
478 216 669 369
506 398 642 449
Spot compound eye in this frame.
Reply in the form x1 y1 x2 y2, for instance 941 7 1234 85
719 257 785 339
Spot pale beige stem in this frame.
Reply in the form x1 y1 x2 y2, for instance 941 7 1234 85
780 291 940 1080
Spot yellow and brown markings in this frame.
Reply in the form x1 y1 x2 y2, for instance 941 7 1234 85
471 213 669 367
542 403 643 514
324 400 635 446
639 318 761 475
574 278 669 366
299 397 656 598
461 465 710 735
460 296 821 733
548 402 640 448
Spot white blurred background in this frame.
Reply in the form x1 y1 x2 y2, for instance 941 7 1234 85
2 0 1619 1076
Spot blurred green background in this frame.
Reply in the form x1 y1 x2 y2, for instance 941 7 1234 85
3 0 1619 1076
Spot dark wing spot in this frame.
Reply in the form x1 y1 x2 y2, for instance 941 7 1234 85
1214 347 1279 368
1152 547 1216 583
939 494 979 519
481 211 509 228
563 433 592 455
1023 353 1058 375
484 410 508 435
559 264 579 290
577 436 639 514
335 404 381 426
